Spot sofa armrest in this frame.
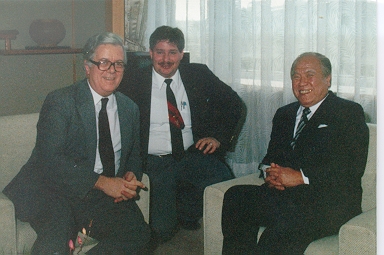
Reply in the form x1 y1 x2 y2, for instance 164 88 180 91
339 208 376 255
0 192 17 254
0 174 149 255
203 173 264 255
136 173 150 224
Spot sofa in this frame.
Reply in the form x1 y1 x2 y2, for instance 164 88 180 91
204 123 376 255
0 113 150 254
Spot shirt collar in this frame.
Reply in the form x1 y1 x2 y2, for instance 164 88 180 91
298 92 329 117
87 80 115 107
152 68 182 90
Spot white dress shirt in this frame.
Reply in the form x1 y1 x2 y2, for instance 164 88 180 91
88 81 121 175
148 69 194 155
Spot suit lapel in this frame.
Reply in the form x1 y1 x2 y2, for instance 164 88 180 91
294 92 336 151
178 64 194 100
178 64 200 130
286 102 300 138
75 80 97 162
116 92 129 176
301 92 335 135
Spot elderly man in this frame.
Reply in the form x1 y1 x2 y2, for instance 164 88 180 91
3 32 150 255
221 52 369 255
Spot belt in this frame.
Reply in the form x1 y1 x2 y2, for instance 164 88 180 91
148 154 173 158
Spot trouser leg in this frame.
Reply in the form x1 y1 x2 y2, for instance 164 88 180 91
256 208 342 255
222 182 349 255
144 156 179 241
78 190 151 255
145 153 233 240
176 152 233 223
29 196 75 255
221 185 262 255
256 226 314 255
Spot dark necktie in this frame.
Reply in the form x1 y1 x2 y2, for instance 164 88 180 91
99 98 115 176
291 107 311 149
165 79 185 161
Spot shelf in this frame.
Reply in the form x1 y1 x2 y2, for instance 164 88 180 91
0 48 83 55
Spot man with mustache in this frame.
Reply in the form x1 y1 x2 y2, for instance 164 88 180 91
221 52 369 254
118 26 243 246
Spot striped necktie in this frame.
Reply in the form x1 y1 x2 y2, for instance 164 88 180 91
291 107 311 149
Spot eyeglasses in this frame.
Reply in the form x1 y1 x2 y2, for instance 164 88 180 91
89 59 125 72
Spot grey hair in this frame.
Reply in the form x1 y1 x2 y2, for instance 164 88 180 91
83 32 126 66
290 52 332 84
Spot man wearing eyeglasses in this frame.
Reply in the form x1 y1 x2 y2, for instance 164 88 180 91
118 26 243 247
3 32 150 254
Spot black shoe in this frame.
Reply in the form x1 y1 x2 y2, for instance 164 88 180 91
140 233 163 254
149 226 180 247
178 219 201 230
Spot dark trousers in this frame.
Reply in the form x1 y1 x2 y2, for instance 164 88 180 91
29 189 151 255
145 151 233 241
221 184 342 255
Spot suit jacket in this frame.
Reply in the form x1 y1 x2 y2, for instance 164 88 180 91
262 91 369 225
3 79 142 221
118 63 243 159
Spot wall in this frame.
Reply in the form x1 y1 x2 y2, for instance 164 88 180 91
0 0 106 116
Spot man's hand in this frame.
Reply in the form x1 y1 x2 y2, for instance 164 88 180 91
94 172 146 203
265 163 304 190
195 137 221 154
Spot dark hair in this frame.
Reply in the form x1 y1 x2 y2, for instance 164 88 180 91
83 32 126 66
149 26 185 52
290 52 332 83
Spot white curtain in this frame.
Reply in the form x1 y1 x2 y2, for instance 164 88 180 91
124 0 148 51
143 0 377 177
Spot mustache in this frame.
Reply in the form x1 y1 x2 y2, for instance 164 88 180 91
159 61 173 66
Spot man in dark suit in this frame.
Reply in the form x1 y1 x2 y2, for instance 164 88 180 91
221 52 369 255
3 32 150 255
118 26 243 243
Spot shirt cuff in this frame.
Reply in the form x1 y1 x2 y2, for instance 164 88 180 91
258 163 270 179
300 169 309 184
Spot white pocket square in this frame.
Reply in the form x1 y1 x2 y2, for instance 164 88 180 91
318 124 328 128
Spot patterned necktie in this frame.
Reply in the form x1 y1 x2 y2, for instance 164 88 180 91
165 79 185 161
291 107 311 149
99 98 115 176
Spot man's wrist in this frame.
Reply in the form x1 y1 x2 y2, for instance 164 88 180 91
94 175 108 191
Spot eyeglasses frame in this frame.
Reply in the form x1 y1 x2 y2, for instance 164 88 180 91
89 59 126 72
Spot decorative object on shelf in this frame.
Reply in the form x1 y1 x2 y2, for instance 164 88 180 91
29 19 66 48
0 29 19 50
0 21 80 55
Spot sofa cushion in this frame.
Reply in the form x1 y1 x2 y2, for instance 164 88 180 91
0 113 39 191
16 220 36 254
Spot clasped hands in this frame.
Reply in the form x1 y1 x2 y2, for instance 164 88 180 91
264 163 304 191
95 171 145 203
